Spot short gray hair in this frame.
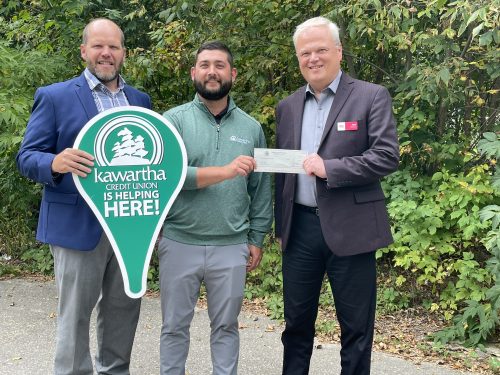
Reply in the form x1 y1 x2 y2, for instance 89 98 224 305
293 16 341 47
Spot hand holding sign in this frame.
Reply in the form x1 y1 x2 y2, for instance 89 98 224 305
73 106 187 298
52 148 95 177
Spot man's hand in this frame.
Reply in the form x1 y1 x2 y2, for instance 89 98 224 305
224 155 256 179
303 153 326 178
52 148 94 177
247 244 263 272
196 155 256 188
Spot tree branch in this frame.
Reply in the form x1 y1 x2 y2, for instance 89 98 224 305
460 29 474 59
343 50 398 84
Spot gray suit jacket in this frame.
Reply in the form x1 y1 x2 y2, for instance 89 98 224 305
275 73 399 256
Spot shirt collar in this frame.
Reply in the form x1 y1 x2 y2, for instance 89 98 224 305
305 70 343 98
213 99 230 122
84 68 126 92
194 93 236 116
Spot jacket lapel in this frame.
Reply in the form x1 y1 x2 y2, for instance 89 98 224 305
74 73 98 120
320 73 354 145
292 86 306 149
123 85 139 106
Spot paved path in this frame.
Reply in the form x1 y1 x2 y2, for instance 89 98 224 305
0 278 479 374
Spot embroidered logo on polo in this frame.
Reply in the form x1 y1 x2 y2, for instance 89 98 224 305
73 107 187 298
229 135 252 144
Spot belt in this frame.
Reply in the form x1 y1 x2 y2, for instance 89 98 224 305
294 203 319 216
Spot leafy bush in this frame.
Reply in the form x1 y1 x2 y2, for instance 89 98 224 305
381 164 496 320
433 132 500 346
20 245 53 274
245 235 284 319
0 0 498 348
0 40 72 260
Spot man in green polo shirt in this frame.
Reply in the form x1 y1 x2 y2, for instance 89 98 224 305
159 41 273 375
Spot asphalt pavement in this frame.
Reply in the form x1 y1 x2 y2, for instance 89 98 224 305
0 278 480 375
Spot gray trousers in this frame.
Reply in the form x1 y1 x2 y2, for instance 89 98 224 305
50 234 141 375
159 238 249 375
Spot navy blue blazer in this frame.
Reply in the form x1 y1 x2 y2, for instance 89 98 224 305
16 72 151 251
275 73 399 256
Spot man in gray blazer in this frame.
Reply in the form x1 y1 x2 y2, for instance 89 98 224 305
274 17 399 375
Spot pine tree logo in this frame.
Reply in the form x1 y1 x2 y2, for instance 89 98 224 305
94 115 164 167
110 127 149 165
73 106 188 298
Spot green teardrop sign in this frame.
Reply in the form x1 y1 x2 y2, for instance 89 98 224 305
73 106 187 298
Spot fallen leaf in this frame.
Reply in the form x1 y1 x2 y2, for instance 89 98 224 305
265 324 275 332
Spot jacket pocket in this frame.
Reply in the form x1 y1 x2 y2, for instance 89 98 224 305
353 189 386 203
44 190 78 205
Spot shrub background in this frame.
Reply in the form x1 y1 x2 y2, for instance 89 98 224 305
0 0 498 346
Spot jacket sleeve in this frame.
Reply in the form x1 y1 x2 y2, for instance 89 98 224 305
144 93 152 110
16 87 59 186
247 127 273 248
324 86 399 187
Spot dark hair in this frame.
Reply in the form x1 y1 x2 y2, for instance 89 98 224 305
195 41 233 67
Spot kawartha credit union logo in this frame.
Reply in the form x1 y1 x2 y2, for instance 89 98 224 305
94 114 164 166
73 106 187 299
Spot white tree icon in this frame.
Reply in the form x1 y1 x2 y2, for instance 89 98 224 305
110 127 150 165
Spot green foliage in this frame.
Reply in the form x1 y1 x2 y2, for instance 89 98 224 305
489 356 500 372
478 132 500 190
382 164 496 319
318 280 334 307
0 0 498 348
20 246 53 274
0 207 38 261
432 250 500 347
127 19 194 109
378 285 411 313
478 132 500 159
433 131 500 346
315 318 337 334
245 236 284 320
0 40 70 260
266 294 285 321
147 249 160 292
0 261 22 277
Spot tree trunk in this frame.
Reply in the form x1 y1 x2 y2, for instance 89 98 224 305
437 100 448 138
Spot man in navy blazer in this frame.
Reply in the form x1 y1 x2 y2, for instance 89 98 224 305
275 17 399 375
17 18 150 375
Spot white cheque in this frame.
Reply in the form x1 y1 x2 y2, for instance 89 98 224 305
254 148 307 174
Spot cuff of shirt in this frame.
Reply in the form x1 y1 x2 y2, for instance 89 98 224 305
248 230 266 249
182 166 198 190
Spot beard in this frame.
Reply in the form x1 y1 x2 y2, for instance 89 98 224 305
87 59 123 84
194 78 232 100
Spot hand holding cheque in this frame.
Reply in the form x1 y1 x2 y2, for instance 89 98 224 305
254 148 308 174
254 148 326 177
